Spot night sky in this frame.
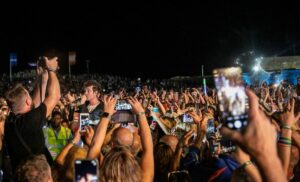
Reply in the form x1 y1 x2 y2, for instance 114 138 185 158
1 1 300 78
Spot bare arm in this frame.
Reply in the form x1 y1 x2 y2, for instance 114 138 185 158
277 99 300 176
233 147 262 182
87 96 116 160
32 67 48 108
103 124 120 146
55 129 81 166
157 98 166 115
128 97 154 182
221 90 287 182
42 57 61 117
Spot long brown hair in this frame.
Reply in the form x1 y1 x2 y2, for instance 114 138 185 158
101 146 142 182
154 142 174 182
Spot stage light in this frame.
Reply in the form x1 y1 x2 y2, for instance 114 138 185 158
253 65 260 72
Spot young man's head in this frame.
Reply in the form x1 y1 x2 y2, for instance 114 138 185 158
15 155 53 182
83 80 101 102
5 84 34 114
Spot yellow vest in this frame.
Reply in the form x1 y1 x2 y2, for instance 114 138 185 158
43 126 72 159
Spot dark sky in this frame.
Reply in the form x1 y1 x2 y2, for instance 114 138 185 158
1 1 300 78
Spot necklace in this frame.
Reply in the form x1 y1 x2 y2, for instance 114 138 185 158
87 103 99 112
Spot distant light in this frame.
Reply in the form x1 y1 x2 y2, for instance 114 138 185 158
253 65 260 72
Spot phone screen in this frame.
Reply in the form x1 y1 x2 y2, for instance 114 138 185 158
152 107 159 113
213 67 248 130
74 159 98 182
115 100 132 111
206 119 215 139
182 113 194 123
79 113 90 131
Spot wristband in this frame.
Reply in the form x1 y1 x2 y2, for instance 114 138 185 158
282 125 292 130
47 68 57 72
241 160 252 169
137 112 146 116
279 136 291 142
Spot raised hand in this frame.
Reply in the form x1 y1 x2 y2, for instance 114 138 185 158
45 57 58 71
84 125 95 146
279 99 300 127
221 89 277 157
127 96 145 114
103 95 117 115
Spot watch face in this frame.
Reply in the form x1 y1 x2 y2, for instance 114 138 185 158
102 112 109 117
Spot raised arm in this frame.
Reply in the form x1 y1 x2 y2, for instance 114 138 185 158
42 57 61 117
128 97 154 182
232 147 262 182
277 99 300 176
221 90 287 182
55 129 81 166
87 96 116 160
32 66 48 108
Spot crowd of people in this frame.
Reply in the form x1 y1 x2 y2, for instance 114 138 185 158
0 57 300 182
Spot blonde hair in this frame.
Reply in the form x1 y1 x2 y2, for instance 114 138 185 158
101 146 142 182
5 84 28 113
60 146 88 182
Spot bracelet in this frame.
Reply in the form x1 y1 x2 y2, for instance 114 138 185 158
282 125 292 130
47 68 57 72
278 140 292 145
278 143 292 147
279 136 292 142
241 160 252 169
137 111 145 116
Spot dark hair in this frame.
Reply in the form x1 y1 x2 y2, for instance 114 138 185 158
52 110 62 118
154 142 174 182
168 170 191 182
83 80 101 93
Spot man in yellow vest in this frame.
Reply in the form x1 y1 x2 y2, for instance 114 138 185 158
43 111 72 159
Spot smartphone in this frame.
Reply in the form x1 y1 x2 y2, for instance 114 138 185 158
79 113 91 132
182 113 194 123
115 100 132 111
112 100 136 123
74 159 98 182
206 118 215 139
213 67 248 130
152 107 159 113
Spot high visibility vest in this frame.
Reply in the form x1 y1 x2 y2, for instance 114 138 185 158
43 126 72 160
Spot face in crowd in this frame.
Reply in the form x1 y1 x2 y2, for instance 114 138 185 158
84 86 99 102
51 112 63 128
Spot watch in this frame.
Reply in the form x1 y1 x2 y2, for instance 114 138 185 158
101 112 111 119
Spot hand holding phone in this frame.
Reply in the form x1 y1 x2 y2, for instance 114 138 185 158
213 67 248 130
79 113 91 132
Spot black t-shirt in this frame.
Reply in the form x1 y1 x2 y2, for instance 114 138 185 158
78 102 103 121
4 103 52 171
